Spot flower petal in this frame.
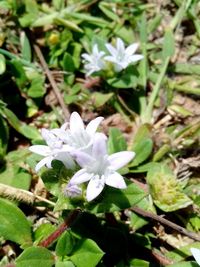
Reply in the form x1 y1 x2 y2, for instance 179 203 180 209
86 116 104 136
70 169 92 185
116 38 125 52
70 112 84 133
105 43 117 57
129 54 144 63
55 152 76 169
191 248 200 265
71 151 94 167
125 43 139 56
35 156 52 172
108 151 135 170
92 133 107 158
29 145 51 156
86 176 105 201
105 172 127 189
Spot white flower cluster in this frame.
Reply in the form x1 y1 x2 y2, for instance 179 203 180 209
29 112 135 201
82 38 143 76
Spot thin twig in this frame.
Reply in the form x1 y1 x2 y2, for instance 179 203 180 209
131 206 200 242
39 209 81 247
33 44 70 120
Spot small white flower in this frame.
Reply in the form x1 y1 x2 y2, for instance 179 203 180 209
69 133 135 202
82 44 106 76
104 38 143 72
53 112 104 154
191 248 200 265
29 129 75 172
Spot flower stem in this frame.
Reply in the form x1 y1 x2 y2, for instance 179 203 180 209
39 209 81 247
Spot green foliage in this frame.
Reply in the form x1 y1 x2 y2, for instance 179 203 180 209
0 198 32 248
16 247 54 267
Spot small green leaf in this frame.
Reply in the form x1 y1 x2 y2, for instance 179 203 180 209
55 261 75 267
162 29 175 59
0 54 6 75
63 53 75 72
56 231 75 256
70 238 104 267
16 247 54 267
0 198 32 247
91 92 113 108
20 32 32 62
108 127 127 154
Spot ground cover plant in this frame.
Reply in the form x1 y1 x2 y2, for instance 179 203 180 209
0 0 200 266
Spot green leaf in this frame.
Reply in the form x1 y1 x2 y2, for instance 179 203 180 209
130 124 153 167
63 53 75 72
0 116 9 160
107 127 127 154
10 59 27 87
129 258 150 267
56 231 75 256
70 238 104 267
147 163 193 212
20 32 32 62
34 223 57 244
0 198 32 247
16 247 54 267
86 179 146 213
55 261 75 267
91 92 113 108
0 54 6 75
162 29 175 59
168 262 198 267
107 66 139 88
27 73 45 98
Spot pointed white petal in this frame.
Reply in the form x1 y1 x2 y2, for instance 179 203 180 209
70 112 84 133
108 151 135 170
116 38 125 52
125 43 139 56
29 145 51 156
86 116 104 136
70 169 91 185
104 55 118 63
191 248 200 265
106 43 118 57
105 172 127 189
55 152 76 169
82 53 92 62
35 157 51 172
129 54 144 63
86 176 105 201
92 133 107 158
71 151 93 167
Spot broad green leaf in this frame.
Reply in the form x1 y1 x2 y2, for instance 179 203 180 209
55 261 75 267
147 163 193 212
86 179 146 213
108 127 127 154
70 238 104 267
16 247 54 267
10 59 27 87
0 198 32 247
27 73 45 98
91 92 113 108
56 231 75 256
0 54 6 74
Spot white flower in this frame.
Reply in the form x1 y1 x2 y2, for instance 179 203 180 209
191 248 200 265
53 112 104 154
69 133 135 202
82 44 106 76
29 129 75 172
104 38 143 72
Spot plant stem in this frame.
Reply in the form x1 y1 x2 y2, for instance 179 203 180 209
39 209 81 247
